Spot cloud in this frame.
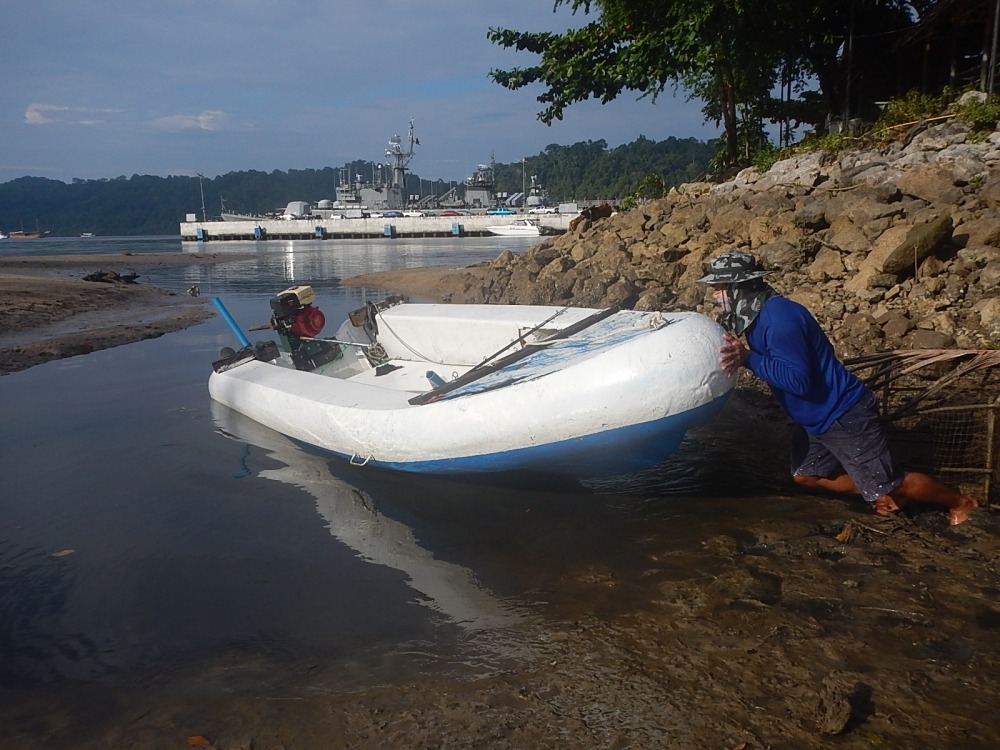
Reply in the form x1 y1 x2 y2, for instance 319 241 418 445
151 111 228 131
24 103 118 126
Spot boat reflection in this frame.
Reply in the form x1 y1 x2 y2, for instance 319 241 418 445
211 401 522 630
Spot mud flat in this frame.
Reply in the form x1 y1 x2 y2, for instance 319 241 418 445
0 253 248 375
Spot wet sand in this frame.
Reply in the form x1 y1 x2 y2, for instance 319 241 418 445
2 482 998 750
0 253 245 375
1 258 998 748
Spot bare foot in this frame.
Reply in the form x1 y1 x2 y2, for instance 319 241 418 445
949 496 978 526
874 495 905 516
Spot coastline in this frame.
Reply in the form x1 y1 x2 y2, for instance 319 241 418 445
0 256 468 376
0 253 249 375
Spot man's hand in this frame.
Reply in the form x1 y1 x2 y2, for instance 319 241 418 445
719 333 748 374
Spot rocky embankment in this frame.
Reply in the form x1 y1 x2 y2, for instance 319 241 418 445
439 119 1000 357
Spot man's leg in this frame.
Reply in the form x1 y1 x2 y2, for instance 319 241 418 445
888 472 978 526
789 426 858 496
792 472 859 495
794 473 913 517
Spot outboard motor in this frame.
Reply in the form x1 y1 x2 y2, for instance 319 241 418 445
268 285 341 371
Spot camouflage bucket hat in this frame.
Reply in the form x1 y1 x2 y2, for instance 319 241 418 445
697 251 771 284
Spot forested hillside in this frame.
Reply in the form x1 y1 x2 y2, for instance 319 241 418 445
0 136 712 237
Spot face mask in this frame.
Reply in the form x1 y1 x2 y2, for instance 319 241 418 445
715 281 776 335
712 287 732 314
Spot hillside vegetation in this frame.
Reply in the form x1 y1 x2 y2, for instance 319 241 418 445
0 136 712 237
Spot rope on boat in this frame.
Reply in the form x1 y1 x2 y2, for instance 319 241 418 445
375 313 450 365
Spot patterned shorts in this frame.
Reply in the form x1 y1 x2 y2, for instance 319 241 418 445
789 390 903 503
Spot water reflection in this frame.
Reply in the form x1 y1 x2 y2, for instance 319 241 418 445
585 399 791 501
211 401 523 631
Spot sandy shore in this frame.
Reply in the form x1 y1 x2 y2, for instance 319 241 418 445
1 256 998 748
341 264 491 300
0 253 249 375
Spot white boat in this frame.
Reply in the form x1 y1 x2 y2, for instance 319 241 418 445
208 289 734 477
486 217 550 237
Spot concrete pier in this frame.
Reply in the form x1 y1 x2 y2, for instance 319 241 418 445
179 214 572 241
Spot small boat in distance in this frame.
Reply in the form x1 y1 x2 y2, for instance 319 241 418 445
208 290 734 477
486 217 552 237
7 220 48 239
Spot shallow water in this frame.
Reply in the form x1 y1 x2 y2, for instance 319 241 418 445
0 235 790 700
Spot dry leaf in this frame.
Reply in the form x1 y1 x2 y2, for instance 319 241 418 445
834 523 853 544
186 735 212 748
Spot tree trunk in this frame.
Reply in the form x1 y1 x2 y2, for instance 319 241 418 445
715 64 739 165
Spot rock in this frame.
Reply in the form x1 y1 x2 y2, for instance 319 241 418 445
788 290 824 310
846 214 952 293
807 248 845 280
845 226 907 292
906 328 954 348
879 311 914 339
977 172 1000 208
979 261 1000 288
923 311 957 336
756 239 803 271
756 150 830 191
793 203 829 230
868 273 899 289
436 119 1000 356
813 675 872 736
974 297 1000 332
814 684 854 735
82 269 140 284
952 215 1000 248
897 164 964 204
881 213 954 275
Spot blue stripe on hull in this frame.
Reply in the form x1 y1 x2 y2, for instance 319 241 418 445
310 393 731 478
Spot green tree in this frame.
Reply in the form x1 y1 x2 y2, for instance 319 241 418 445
488 0 926 167
488 0 789 166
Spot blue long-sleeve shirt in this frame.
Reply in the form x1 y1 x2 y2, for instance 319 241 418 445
744 296 866 435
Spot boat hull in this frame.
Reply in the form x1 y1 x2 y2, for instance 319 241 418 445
351 396 728 476
486 226 540 237
208 304 734 478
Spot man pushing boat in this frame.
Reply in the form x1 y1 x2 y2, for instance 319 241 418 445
698 250 978 526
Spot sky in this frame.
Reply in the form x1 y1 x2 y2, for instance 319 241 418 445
1 0 722 186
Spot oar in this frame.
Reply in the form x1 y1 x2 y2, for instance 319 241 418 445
466 305 571 374
408 306 620 406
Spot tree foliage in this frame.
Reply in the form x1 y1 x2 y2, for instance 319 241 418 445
492 136 712 200
489 0 946 168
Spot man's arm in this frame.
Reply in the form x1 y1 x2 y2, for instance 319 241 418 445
744 313 815 397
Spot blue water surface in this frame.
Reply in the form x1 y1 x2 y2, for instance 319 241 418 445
0 235 779 700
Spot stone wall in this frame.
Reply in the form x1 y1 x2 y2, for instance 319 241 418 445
442 120 1000 359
